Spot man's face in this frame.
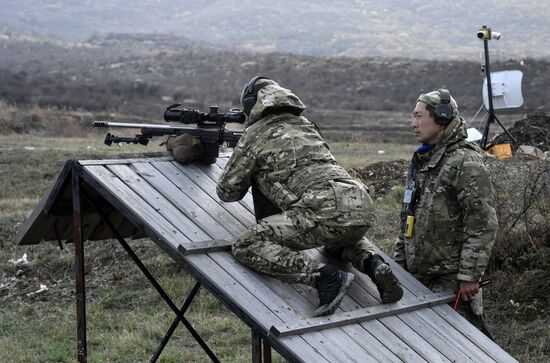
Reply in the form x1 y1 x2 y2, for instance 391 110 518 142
411 102 446 144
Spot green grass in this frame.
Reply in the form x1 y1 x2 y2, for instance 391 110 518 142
1 135 548 362
330 141 416 169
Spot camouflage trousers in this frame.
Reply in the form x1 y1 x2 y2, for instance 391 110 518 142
231 208 374 286
420 273 492 338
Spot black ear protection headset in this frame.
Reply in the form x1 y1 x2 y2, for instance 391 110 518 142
242 76 269 115
433 88 454 125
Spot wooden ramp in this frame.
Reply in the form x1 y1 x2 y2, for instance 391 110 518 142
16 155 518 363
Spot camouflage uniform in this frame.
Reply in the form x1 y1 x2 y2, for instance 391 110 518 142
217 80 375 286
394 94 498 326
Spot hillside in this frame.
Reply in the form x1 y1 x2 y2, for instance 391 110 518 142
0 33 547 129
1 1 549 60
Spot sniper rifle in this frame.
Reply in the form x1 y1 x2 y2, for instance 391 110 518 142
93 104 245 164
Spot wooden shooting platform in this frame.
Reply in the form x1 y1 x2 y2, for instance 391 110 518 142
16 154 518 363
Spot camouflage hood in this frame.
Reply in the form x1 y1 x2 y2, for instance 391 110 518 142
244 83 306 127
440 116 468 148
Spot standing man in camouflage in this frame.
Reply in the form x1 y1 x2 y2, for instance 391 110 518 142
217 76 403 316
394 89 498 335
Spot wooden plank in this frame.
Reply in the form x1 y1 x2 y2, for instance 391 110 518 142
75 159 516 363
188 162 425 362
178 239 233 255
265 276 420 363
182 252 329 363
16 194 55 245
83 161 512 362
43 160 75 214
428 303 516 363
339 266 495 363
292 274 453 363
375 248 518 363
270 291 455 337
106 164 211 242
172 218 404 361
170 161 256 226
177 173 409 362
211 240 410 362
308 245 499 363
87 166 340 359
314 247 500 362
81 213 103 241
428 307 514 363
81 165 190 261
129 162 236 240
80 165 328 362
150 161 248 235
407 300 498 362
304 249 465 362
355 265 496 362
204 252 380 363
333 250 500 362
79 156 173 166
155 164 394 361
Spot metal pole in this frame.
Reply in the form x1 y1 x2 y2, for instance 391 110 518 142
481 37 495 149
72 170 87 363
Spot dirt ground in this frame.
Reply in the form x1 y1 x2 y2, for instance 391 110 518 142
492 112 550 152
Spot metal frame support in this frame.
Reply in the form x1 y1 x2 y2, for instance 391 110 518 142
79 187 220 363
72 169 87 363
252 330 272 363
480 33 517 148
151 281 202 362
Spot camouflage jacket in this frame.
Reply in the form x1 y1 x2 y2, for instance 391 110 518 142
216 83 372 227
394 118 498 282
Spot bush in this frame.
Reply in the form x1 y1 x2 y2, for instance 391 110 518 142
488 158 550 272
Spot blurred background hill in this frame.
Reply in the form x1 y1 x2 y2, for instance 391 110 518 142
0 32 548 142
1 0 549 60
1 0 548 140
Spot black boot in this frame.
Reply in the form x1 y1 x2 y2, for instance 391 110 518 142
364 254 403 304
314 265 354 317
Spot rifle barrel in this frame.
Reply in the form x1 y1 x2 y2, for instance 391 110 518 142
93 121 203 131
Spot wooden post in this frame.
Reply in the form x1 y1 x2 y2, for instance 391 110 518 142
251 330 272 363
262 338 272 363
252 330 262 363
72 169 87 362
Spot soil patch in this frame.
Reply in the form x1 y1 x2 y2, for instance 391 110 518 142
492 112 550 152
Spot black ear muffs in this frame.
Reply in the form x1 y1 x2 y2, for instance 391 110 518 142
433 89 454 125
242 76 269 116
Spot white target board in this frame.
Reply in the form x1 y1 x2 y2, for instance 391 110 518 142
483 70 523 110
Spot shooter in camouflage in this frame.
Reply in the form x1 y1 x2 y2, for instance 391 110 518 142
394 89 498 335
217 76 403 316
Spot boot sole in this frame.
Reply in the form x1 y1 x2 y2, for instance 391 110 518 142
375 265 404 304
313 272 354 317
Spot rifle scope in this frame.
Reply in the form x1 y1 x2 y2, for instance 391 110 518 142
164 104 245 126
